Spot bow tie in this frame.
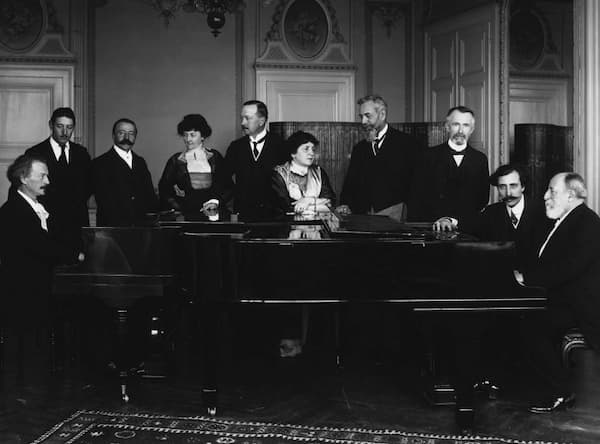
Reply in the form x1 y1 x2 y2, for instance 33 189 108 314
449 147 466 156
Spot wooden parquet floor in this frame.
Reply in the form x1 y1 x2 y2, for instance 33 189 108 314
1 343 600 444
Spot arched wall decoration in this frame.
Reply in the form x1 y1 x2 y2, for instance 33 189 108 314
257 0 350 69
509 4 562 73
0 0 47 53
283 0 329 59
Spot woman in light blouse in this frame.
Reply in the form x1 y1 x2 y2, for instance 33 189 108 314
158 114 230 216
271 131 335 216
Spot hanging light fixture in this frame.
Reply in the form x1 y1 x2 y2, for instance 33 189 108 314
150 0 245 37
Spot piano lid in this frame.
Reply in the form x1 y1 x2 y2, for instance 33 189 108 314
324 214 474 241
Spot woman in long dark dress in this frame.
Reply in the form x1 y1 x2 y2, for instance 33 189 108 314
158 114 230 216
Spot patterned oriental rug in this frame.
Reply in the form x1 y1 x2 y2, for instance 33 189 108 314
32 410 568 444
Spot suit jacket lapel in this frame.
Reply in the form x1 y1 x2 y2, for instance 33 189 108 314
541 205 584 259
14 191 44 229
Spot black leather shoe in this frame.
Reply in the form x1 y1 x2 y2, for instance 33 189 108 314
529 394 576 413
473 379 500 400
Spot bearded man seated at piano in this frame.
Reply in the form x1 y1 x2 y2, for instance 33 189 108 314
518 172 600 413
271 131 336 217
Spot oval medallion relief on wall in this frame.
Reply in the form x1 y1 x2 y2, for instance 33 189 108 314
283 0 329 60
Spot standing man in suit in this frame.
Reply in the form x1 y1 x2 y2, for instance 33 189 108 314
520 172 600 413
25 107 92 250
337 94 421 221
478 164 548 269
224 100 286 220
92 118 158 226
408 106 489 232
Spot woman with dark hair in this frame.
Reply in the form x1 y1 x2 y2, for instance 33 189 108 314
159 114 231 216
272 131 335 215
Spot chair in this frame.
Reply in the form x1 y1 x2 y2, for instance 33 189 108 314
561 329 590 368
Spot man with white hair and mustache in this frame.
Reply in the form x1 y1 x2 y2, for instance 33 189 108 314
408 106 489 233
520 172 600 413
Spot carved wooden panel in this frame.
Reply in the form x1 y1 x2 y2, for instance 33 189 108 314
424 4 499 168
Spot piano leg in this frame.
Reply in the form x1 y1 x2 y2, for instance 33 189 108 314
202 300 219 415
116 308 131 403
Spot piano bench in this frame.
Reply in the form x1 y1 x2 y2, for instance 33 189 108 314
562 329 590 368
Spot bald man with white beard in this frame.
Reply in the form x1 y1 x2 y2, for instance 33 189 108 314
521 172 600 413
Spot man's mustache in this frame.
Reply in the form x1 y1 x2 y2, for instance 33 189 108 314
119 138 134 146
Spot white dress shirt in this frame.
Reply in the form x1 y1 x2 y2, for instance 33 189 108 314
507 195 525 227
50 137 70 163
18 190 49 231
448 140 467 166
249 128 268 159
113 145 133 169
538 204 580 257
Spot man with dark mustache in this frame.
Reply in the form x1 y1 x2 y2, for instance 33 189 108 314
477 164 548 269
25 107 92 251
92 118 158 226
408 106 489 233
338 94 421 221
224 100 286 220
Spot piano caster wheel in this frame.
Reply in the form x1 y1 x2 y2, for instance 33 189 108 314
121 385 130 403
207 407 217 416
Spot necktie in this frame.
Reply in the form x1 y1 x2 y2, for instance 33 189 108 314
58 144 68 167
372 138 380 155
510 210 518 228
372 134 385 156
251 135 266 160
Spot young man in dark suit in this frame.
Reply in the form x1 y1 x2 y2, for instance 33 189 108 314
478 164 548 269
25 107 92 250
338 94 421 221
408 106 489 233
224 100 286 221
92 118 158 226
520 173 600 413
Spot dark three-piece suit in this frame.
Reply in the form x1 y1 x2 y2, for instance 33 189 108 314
409 143 489 232
224 132 286 220
0 191 78 329
92 148 158 227
340 127 421 214
477 197 549 269
25 138 92 249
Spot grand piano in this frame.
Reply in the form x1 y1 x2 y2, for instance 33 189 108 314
181 213 547 423
53 212 546 427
